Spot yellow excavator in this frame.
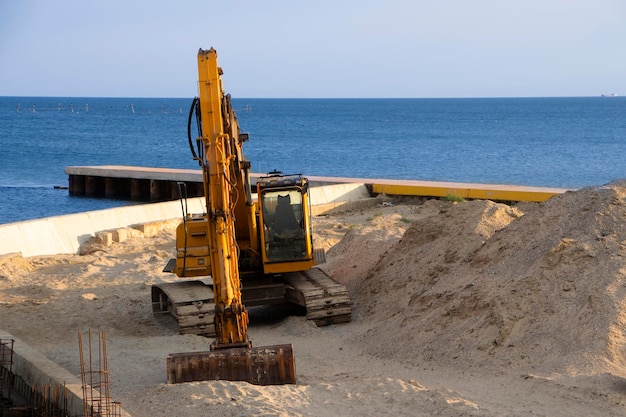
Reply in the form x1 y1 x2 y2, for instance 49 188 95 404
153 48 351 385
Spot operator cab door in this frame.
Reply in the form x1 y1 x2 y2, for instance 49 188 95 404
261 188 307 262
258 177 317 274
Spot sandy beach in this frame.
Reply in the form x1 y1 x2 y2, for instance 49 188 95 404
2 182 626 416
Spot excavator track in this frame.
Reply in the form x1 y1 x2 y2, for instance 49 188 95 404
283 268 352 326
152 280 216 336
152 268 351 335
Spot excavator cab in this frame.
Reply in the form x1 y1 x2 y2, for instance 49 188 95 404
257 173 316 273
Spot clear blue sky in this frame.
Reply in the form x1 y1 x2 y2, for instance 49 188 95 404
1 0 624 98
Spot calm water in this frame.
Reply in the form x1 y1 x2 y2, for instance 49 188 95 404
1 96 625 224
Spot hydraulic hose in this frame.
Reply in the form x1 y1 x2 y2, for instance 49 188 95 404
187 97 202 163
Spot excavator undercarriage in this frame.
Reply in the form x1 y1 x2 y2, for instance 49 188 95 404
152 268 352 337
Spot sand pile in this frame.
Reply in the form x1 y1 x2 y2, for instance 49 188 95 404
330 181 626 377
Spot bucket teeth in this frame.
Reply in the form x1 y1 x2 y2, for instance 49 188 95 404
166 344 296 385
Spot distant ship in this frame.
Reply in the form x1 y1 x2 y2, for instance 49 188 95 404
601 93 618 97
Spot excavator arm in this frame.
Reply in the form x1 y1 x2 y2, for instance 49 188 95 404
196 48 249 349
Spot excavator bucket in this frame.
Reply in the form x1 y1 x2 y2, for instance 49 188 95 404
166 343 296 385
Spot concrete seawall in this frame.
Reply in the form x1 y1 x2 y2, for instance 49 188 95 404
0 183 373 258
0 198 204 258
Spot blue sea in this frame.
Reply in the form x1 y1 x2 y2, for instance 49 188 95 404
1 96 625 224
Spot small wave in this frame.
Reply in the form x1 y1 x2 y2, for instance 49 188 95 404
0 184 65 189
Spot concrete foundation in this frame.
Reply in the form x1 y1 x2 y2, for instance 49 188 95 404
0 332 130 417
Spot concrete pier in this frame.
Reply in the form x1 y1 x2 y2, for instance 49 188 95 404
66 165 573 203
